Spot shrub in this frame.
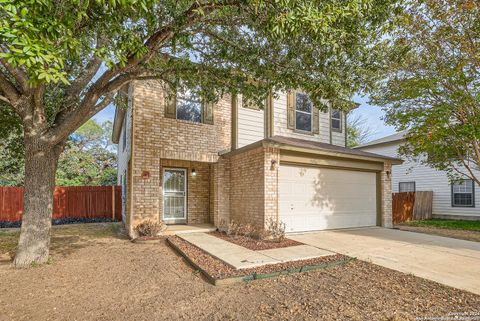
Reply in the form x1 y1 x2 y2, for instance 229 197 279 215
262 218 286 242
226 220 241 237
224 219 285 242
134 220 166 237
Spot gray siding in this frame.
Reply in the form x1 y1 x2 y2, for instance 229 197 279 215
360 142 480 218
116 88 133 223
272 91 345 147
237 95 265 148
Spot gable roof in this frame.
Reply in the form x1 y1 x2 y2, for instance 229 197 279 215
355 130 408 149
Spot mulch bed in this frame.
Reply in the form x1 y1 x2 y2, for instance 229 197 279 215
0 217 119 229
396 225 480 242
168 235 349 280
208 231 303 250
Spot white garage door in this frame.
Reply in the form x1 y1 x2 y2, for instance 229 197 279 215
279 165 377 233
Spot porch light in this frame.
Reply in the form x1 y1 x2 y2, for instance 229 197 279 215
191 168 197 177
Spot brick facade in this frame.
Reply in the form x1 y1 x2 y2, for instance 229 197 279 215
380 162 393 228
120 79 394 237
127 80 231 235
227 146 280 230
160 160 210 224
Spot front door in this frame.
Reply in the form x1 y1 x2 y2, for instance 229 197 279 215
163 168 187 224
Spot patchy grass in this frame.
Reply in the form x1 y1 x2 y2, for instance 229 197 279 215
405 219 480 231
0 230 19 256
0 223 123 261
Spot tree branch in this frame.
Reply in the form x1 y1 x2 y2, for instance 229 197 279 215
0 71 20 106
0 54 29 93
46 0 241 145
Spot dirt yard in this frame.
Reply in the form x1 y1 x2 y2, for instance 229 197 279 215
0 224 479 321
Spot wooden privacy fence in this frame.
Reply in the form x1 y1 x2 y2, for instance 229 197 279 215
0 186 122 222
392 191 433 224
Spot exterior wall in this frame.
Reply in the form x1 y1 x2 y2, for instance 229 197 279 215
211 158 231 229
380 162 393 228
228 146 280 230
116 106 132 185
361 142 480 218
263 147 280 224
117 89 133 224
237 95 265 148
229 147 266 229
127 80 232 234
160 160 210 224
272 91 346 147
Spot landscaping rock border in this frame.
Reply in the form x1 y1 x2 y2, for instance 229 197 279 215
167 236 352 286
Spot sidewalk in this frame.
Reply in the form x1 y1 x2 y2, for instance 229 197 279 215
178 232 334 269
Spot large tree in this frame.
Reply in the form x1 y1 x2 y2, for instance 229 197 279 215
371 0 480 185
0 119 117 186
0 0 399 267
56 120 117 186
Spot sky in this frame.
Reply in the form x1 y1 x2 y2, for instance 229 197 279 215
350 94 396 141
92 94 396 143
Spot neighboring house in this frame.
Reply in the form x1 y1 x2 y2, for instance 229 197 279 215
111 81 401 236
357 132 480 221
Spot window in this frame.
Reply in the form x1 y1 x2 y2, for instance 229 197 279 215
295 92 313 132
331 109 342 132
399 182 416 193
176 88 203 123
452 179 475 207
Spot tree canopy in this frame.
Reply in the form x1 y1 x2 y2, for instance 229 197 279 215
0 0 401 267
371 0 480 185
0 119 117 186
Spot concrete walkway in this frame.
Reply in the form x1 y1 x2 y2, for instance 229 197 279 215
289 227 480 295
179 233 333 269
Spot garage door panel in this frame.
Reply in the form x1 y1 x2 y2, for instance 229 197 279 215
279 165 377 232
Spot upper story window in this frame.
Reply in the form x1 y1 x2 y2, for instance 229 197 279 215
287 90 319 134
295 92 313 132
451 179 475 207
176 88 202 123
331 109 342 132
399 181 416 193
164 86 214 124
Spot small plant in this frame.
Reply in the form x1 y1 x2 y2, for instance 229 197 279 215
134 220 166 237
226 220 240 237
238 223 256 239
262 218 286 242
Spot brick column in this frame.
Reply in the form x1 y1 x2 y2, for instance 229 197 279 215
380 162 393 228
211 157 230 229
263 147 280 227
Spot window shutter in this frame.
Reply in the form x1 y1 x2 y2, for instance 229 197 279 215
203 102 214 124
164 91 176 119
313 107 319 134
287 91 295 129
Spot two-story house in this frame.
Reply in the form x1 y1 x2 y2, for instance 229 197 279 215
112 81 401 237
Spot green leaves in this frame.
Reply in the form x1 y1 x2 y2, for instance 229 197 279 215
372 0 480 184
0 0 155 84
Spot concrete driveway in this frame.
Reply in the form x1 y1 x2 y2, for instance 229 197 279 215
289 227 480 295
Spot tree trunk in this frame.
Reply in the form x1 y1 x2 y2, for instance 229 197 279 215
14 137 63 268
